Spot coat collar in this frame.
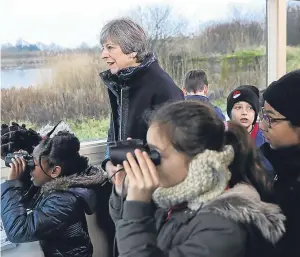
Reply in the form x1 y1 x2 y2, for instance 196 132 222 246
99 53 156 90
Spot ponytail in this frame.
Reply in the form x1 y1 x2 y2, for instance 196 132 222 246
224 121 272 200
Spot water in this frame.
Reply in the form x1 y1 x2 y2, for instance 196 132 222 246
1 68 52 89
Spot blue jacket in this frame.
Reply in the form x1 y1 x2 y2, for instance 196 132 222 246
1 167 104 257
185 95 226 121
253 126 265 148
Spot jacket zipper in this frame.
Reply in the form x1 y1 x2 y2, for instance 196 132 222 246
107 90 116 142
119 88 123 140
111 111 116 142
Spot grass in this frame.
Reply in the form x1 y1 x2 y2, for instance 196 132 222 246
67 118 109 141
213 98 227 112
1 46 299 141
227 47 265 58
8 118 110 142
287 46 300 72
1 53 111 141
1 53 109 124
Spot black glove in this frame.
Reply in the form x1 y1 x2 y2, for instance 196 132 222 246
1 122 42 158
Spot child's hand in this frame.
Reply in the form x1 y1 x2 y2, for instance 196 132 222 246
125 149 159 203
114 166 128 196
8 157 26 180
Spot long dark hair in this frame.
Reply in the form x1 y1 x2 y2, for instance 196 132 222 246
33 131 88 176
150 100 272 199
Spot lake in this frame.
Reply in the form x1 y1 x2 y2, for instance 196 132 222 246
1 68 52 89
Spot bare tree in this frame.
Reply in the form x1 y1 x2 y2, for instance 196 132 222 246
192 6 266 54
129 5 187 54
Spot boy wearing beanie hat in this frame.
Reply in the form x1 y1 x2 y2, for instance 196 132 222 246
259 69 300 257
227 85 265 147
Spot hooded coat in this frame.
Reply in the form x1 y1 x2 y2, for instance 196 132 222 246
1 167 106 257
110 184 285 257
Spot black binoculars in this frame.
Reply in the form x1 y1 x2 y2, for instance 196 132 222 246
5 152 35 170
108 139 161 166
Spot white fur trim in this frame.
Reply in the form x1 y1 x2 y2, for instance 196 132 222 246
38 121 73 137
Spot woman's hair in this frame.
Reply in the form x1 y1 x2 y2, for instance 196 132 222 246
100 18 149 62
33 131 88 176
150 100 272 198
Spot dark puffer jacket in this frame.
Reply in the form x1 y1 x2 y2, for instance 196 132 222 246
110 184 285 257
1 167 105 257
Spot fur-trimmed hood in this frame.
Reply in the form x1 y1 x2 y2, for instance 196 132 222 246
41 166 106 193
38 121 73 138
204 184 285 244
152 147 285 245
41 166 107 214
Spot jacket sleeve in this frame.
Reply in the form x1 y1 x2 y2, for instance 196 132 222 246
116 201 247 257
109 185 124 224
1 180 78 243
215 107 226 121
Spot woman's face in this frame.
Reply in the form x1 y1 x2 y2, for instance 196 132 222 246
31 158 60 187
146 124 189 188
101 40 139 74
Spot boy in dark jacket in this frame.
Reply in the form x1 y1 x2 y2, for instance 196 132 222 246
183 69 226 121
259 69 300 257
1 132 105 257
227 85 265 148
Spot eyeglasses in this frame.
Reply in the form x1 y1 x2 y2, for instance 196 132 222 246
259 107 289 128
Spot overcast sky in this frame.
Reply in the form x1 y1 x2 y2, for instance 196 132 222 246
1 0 266 47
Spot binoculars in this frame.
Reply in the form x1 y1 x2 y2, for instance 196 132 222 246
108 139 161 166
5 152 35 170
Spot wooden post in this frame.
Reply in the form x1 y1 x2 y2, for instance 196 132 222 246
267 0 287 85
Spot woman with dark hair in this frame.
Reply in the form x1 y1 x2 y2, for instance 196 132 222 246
1 131 105 257
109 101 285 257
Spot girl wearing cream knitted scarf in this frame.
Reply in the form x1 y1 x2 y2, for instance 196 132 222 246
152 145 234 210
110 100 285 257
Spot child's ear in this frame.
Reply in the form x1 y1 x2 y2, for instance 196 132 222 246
51 166 62 178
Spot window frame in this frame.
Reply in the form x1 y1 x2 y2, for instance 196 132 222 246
1 0 288 177
267 0 287 85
